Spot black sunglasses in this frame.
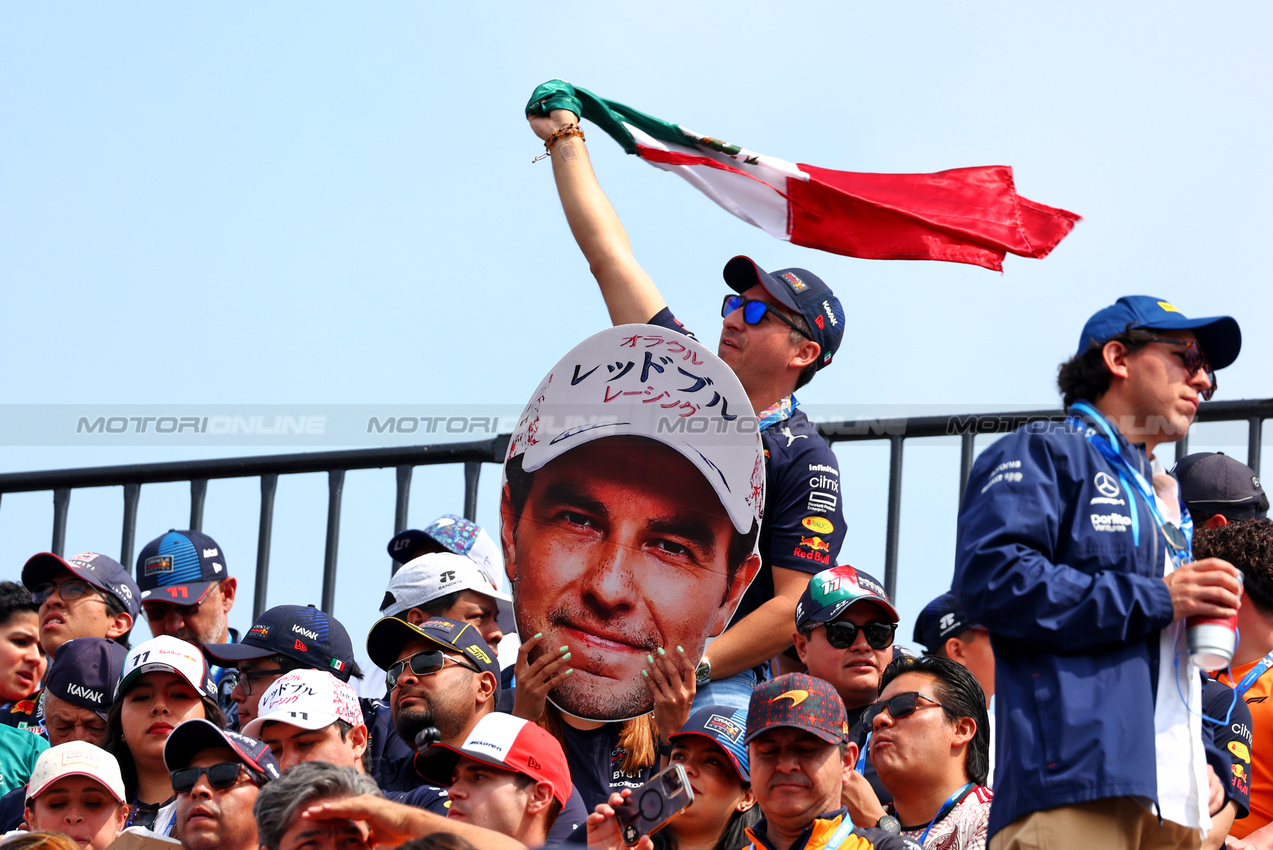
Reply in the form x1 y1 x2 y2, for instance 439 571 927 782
1145 337 1216 401
171 762 249 795
31 578 107 607
386 650 479 692
809 620 897 650
862 691 946 731
721 294 813 341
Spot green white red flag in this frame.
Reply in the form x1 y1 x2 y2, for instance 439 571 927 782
527 80 1080 272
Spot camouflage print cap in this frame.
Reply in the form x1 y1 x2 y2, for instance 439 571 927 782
745 673 849 745
795 564 898 631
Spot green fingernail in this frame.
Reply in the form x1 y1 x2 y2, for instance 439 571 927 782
642 670 649 677
564 669 572 675
657 647 666 656
647 654 655 664
677 646 684 653
559 646 569 653
534 632 542 639
563 652 571 660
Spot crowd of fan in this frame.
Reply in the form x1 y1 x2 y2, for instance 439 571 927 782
0 446 1266 850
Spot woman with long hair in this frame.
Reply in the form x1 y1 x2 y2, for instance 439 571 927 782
100 636 223 836
587 705 759 850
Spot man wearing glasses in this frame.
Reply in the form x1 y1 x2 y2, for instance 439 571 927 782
527 105 848 710
792 565 901 818
165 718 281 850
954 297 1245 849
855 655 993 848
21 551 140 661
136 530 238 650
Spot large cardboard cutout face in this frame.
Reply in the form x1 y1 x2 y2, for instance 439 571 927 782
502 326 764 720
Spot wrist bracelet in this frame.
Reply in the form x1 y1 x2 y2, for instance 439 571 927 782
533 123 586 163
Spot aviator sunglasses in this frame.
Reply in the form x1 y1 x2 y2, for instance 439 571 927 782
1146 337 1217 401
808 620 897 650
171 762 251 795
385 649 480 692
862 691 947 731
721 294 813 341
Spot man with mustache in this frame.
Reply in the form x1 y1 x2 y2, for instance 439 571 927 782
166 718 281 850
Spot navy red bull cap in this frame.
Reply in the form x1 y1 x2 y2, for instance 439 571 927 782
724 256 845 372
136 530 228 605
164 718 281 785
202 604 357 682
746 673 848 745
671 705 750 782
23 551 141 620
795 564 898 631
44 637 128 717
912 592 984 655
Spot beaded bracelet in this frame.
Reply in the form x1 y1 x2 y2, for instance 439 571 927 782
533 123 586 162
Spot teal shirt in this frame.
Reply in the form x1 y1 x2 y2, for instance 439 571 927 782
0 724 49 796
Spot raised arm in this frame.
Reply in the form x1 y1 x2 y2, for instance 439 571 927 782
527 107 667 326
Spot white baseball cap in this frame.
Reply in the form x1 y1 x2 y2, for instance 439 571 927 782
118 635 216 699
26 742 126 803
505 325 764 538
242 668 364 739
379 552 514 634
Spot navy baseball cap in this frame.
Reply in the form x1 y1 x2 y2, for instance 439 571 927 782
136 530 228 605
202 604 357 682
1174 452 1269 521
164 718 281 785
366 616 499 683
1076 296 1241 370
746 673 849 745
724 256 845 371
23 551 141 620
795 565 898 631
44 637 128 717
671 705 750 782
912 592 984 655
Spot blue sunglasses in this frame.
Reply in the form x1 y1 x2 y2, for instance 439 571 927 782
721 294 813 341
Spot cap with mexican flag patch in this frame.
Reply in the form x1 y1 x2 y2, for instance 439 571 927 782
795 564 898 631
202 604 357 682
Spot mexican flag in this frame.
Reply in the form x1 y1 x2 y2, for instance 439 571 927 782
527 80 1080 272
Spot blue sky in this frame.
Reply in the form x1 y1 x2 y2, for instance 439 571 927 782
2 3 1269 669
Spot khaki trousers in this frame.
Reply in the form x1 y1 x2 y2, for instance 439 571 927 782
990 798 1201 850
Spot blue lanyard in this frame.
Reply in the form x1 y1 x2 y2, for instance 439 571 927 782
918 782 974 844
822 813 859 849
1234 651 1273 697
856 732 870 771
757 394 797 431
1069 402 1193 567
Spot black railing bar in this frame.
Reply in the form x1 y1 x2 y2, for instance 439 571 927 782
51 489 70 556
121 483 141 571
190 479 208 531
463 461 482 523
0 436 508 494
958 432 975 500
391 465 413 574
322 470 345 613
254 474 278 620
883 435 904 603
1250 418 1263 475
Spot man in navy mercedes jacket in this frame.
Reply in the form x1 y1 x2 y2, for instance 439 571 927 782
954 296 1244 849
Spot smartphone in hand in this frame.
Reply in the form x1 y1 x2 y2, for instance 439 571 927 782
613 763 695 846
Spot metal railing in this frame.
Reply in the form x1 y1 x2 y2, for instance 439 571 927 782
2 400 1268 612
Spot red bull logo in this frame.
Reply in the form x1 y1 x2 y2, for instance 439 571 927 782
800 536 831 552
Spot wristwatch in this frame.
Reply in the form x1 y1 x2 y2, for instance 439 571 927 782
876 815 901 834
695 656 712 686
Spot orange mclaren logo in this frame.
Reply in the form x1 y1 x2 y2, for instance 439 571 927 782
774 689 810 706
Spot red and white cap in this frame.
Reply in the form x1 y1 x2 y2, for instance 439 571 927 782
414 712 573 806
242 668 364 739
118 635 217 700
26 742 126 803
